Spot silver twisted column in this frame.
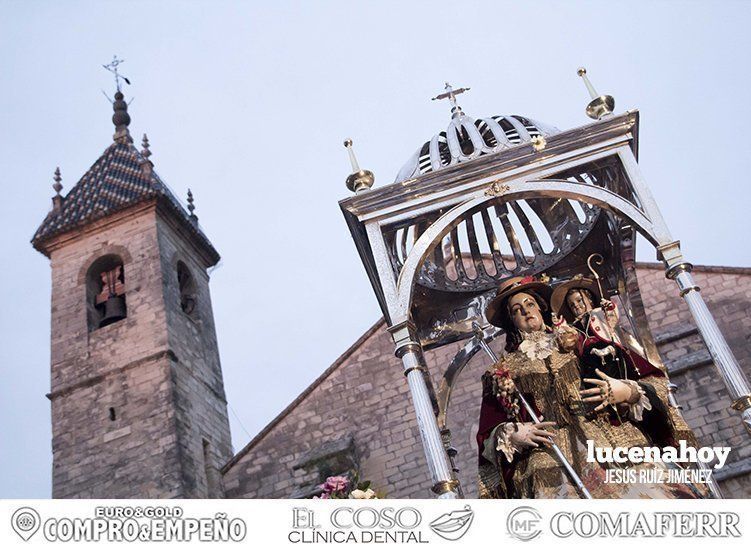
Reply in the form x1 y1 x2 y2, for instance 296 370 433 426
390 324 459 499
667 263 751 435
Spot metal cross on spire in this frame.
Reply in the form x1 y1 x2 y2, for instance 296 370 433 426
103 55 131 92
431 82 470 118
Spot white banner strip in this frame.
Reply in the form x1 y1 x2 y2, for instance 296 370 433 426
2 499 750 544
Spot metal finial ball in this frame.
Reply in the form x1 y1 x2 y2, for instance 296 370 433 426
343 137 374 193
577 67 587 76
586 96 615 120
141 134 152 158
53 167 63 194
112 92 131 129
346 170 375 193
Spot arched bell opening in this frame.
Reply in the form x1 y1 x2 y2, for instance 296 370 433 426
177 260 198 317
86 254 127 331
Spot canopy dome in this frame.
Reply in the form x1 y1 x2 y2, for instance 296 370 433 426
395 113 560 183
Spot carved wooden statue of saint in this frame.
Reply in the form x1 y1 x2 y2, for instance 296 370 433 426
476 276 707 499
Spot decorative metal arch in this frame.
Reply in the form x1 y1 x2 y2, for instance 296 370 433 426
393 179 667 323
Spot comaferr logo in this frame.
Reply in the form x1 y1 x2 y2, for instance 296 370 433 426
550 511 742 538
504 509 743 540
429 505 474 541
507 506 542 541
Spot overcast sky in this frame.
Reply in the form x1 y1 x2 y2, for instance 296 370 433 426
2 1 750 498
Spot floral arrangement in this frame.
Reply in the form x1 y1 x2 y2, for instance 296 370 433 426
314 474 380 499
491 365 520 418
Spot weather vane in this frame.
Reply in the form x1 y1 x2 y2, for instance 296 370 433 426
103 55 131 92
432 82 470 118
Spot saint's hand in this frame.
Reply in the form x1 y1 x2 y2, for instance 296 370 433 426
600 299 618 327
580 369 638 412
509 421 556 449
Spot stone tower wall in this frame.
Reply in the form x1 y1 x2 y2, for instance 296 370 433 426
222 264 751 499
155 212 232 498
48 205 180 498
47 203 231 498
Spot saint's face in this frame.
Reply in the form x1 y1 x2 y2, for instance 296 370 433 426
507 292 545 334
566 289 593 319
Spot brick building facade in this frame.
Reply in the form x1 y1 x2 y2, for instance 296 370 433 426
221 264 751 499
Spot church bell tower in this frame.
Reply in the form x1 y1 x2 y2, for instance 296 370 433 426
32 75 232 498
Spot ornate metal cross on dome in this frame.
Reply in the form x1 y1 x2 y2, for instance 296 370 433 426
432 82 470 117
102 55 131 92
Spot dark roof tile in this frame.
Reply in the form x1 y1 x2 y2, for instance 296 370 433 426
32 140 218 264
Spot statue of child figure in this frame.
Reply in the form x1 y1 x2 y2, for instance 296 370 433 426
550 275 697 444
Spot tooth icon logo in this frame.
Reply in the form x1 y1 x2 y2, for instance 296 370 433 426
11 507 41 542
429 505 474 541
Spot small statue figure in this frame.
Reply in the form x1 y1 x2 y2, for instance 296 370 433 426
550 274 664 423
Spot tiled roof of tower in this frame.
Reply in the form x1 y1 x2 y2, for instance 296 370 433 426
32 92 219 264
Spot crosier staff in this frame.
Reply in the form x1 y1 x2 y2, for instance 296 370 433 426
472 322 593 499
586 252 619 319
586 253 606 300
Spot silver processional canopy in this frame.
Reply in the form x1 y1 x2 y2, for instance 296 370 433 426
347 107 645 351
339 77 751 499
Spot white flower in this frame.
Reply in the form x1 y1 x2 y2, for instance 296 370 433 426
349 488 377 499
531 135 546 151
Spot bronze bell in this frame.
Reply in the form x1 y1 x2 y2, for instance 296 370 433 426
100 295 126 327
